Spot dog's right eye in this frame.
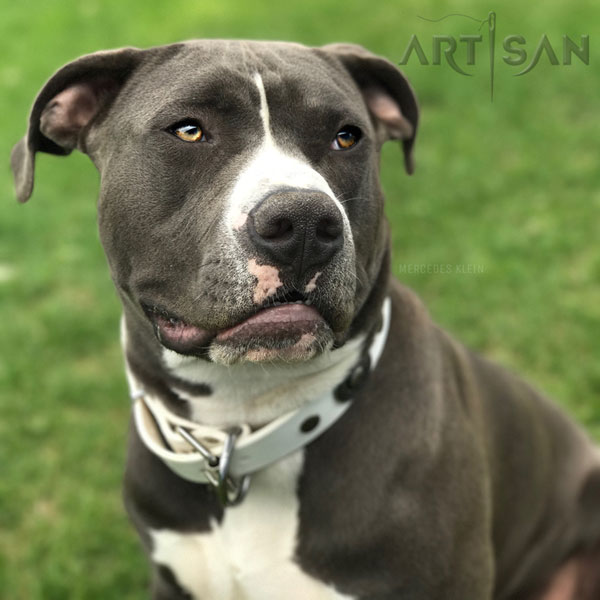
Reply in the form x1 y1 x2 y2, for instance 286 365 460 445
169 120 205 143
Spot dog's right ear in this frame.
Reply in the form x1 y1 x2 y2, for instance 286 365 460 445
11 48 144 203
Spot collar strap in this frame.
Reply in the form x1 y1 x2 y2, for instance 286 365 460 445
131 297 391 485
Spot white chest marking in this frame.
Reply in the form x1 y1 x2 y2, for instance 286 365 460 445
150 454 353 600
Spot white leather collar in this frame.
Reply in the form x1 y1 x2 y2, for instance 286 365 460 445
129 297 391 485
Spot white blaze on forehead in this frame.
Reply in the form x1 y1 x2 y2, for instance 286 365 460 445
225 73 353 239
248 258 282 304
254 72 273 144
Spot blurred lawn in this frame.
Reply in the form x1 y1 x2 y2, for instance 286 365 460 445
0 0 599 597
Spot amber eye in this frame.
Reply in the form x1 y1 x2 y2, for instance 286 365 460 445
332 126 362 150
171 121 204 142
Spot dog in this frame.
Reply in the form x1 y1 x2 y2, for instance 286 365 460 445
11 40 600 600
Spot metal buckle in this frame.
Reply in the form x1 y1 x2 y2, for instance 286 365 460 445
176 425 251 507
215 427 251 507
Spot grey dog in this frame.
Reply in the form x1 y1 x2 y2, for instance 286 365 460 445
11 40 600 600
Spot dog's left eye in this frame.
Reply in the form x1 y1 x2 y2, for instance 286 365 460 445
170 120 205 143
332 126 362 150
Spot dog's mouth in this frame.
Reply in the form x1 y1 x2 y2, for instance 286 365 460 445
143 290 331 363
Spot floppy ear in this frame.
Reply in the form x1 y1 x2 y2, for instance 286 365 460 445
320 43 419 174
11 47 144 203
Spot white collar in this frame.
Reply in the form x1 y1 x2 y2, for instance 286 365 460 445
129 298 391 491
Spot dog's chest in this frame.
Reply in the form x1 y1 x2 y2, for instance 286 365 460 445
149 453 352 600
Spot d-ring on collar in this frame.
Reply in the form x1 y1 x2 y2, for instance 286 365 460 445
130 298 391 503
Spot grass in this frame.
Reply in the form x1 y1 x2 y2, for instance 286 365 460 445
1 0 599 597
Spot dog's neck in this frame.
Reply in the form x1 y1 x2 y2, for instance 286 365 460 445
161 336 366 428
122 316 367 429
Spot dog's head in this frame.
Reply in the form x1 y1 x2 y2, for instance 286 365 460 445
12 40 417 365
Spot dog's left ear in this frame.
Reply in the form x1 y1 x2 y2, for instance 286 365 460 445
11 47 144 203
320 43 419 174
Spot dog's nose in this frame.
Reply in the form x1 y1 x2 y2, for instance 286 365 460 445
247 190 343 274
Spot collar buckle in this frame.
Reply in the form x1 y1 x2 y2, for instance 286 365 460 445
214 426 251 506
175 424 251 507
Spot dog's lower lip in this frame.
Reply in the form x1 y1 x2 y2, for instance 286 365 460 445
215 304 325 342
148 302 326 352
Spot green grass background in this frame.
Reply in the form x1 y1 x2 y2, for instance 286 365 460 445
0 0 598 597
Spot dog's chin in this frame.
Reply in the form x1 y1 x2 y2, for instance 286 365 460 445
147 302 336 365
209 305 334 365
209 330 333 365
